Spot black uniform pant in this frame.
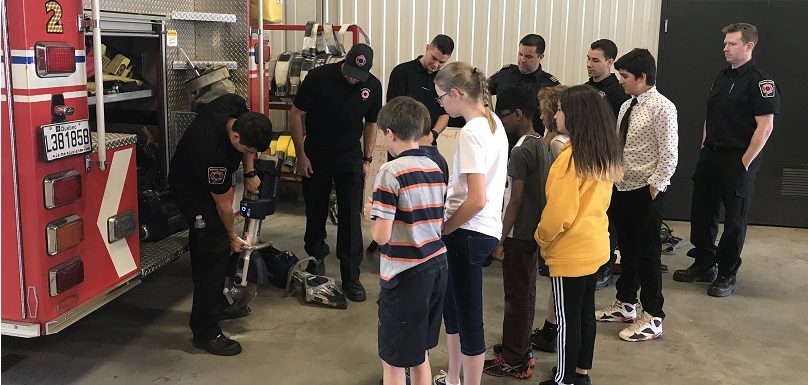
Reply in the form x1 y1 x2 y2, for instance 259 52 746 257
610 186 665 318
302 161 364 284
551 274 596 385
690 147 760 276
176 193 230 340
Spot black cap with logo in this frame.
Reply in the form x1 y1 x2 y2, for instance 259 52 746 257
342 43 373 82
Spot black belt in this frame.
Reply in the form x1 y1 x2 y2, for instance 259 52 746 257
703 144 745 155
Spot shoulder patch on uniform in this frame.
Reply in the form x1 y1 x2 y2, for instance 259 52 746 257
758 80 775 98
548 74 559 83
208 167 227 185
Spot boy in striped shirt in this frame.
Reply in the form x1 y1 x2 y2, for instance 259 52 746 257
367 96 448 385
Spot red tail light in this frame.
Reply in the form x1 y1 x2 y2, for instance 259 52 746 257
49 258 84 296
44 170 82 209
35 42 76 77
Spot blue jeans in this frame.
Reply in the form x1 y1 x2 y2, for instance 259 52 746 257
442 228 497 356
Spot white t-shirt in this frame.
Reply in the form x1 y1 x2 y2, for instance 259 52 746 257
445 115 509 239
549 133 570 163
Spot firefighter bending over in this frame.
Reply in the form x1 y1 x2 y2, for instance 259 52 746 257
169 94 272 356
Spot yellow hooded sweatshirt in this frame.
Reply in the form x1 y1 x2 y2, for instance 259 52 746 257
535 142 611 277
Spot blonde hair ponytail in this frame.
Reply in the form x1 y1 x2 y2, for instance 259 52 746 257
435 62 497 133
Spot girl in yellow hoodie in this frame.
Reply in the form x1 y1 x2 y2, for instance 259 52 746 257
535 85 624 385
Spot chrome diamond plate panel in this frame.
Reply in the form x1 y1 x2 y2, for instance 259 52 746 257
140 229 189 276
171 12 237 23
83 0 248 176
91 132 138 151
168 111 197 161
82 0 193 16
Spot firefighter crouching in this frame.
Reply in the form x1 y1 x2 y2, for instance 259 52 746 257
169 93 273 356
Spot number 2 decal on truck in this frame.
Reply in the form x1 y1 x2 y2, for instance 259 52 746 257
45 1 64 34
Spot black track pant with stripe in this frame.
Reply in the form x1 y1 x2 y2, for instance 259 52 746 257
551 274 597 385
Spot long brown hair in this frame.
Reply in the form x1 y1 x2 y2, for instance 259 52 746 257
434 61 496 133
559 85 624 181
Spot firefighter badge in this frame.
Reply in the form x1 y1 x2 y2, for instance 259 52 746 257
208 167 227 185
758 80 775 98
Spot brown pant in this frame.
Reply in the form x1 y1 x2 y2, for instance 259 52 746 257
500 237 539 364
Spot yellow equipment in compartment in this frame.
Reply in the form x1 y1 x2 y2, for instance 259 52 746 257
267 134 298 178
250 0 284 25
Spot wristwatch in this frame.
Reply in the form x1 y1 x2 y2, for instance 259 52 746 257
362 156 373 163
431 129 439 140
244 170 258 178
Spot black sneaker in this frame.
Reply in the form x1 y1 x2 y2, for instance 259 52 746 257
707 274 736 297
594 266 613 290
218 305 250 320
491 344 536 368
342 280 366 302
530 328 557 353
574 374 593 385
192 334 242 356
672 261 717 283
545 368 592 385
482 360 533 379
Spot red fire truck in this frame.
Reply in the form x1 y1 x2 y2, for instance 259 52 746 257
0 0 267 338
1 0 366 337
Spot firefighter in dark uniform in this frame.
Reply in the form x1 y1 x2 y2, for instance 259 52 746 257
673 23 780 297
585 39 630 118
289 44 382 303
386 34 454 144
489 34 559 146
169 94 272 355
584 39 630 290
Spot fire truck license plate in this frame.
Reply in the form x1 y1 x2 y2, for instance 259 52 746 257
41 120 92 161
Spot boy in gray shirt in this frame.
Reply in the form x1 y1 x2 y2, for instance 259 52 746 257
484 84 551 378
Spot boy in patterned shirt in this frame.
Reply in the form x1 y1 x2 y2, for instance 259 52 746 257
366 96 448 385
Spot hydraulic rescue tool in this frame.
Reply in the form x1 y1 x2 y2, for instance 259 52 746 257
222 153 347 310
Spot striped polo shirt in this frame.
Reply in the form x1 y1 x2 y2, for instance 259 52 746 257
370 148 447 287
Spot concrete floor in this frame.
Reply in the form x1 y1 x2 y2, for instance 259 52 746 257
3 200 808 385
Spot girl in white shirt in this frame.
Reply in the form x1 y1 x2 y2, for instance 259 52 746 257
433 62 509 385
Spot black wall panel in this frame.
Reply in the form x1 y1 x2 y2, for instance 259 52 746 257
657 0 808 228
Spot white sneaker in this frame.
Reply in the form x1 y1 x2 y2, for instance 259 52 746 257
595 300 637 323
619 311 663 342
433 370 461 385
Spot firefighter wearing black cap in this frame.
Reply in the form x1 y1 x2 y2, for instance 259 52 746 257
489 34 560 144
673 23 780 297
289 43 382 303
169 93 273 356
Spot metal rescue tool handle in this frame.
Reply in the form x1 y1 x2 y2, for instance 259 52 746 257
233 154 283 286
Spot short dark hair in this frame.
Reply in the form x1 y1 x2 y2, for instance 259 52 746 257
233 112 272 152
590 39 618 60
722 23 758 45
495 84 537 120
520 34 546 55
378 96 430 141
430 34 455 56
614 48 656 86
